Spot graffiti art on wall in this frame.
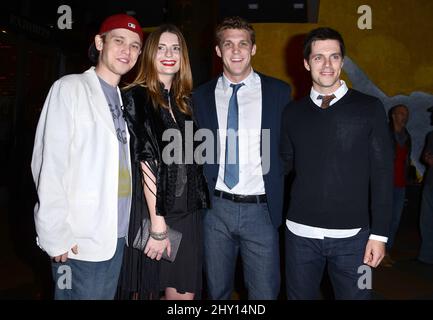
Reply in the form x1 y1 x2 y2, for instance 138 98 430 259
344 56 433 178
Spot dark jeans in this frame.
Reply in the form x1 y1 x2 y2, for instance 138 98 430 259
51 238 125 300
419 185 433 264
387 187 406 250
285 228 371 300
203 196 280 300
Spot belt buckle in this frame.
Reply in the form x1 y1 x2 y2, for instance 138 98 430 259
237 194 249 202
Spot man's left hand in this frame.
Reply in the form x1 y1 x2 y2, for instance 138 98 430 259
363 239 385 268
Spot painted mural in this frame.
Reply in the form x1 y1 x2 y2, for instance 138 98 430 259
252 0 433 178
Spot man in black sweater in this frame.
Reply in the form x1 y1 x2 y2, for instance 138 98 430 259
280 27 393 299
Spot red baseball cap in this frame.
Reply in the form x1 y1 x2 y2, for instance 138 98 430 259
98 14 143 43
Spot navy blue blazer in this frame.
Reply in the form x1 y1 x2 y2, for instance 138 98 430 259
192 72 291 228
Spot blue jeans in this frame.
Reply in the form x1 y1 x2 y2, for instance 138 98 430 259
387 187 406 250
51 238 125 300
285 228 371 300
419 185 433 264
203 196 280 300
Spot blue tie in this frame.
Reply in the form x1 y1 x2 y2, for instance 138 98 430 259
224 83 244 189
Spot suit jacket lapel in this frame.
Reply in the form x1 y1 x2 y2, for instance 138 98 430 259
207 77 220 133
206 78 220 164
259 74 271 158
84 68 117 136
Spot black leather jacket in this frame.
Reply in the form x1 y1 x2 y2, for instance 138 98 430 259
122 85 209 217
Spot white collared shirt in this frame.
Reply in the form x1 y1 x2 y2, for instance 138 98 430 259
286 80 387 243
214 69 265 195
310 80 348 108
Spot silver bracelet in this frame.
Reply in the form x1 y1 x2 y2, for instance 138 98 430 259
149 228 168 241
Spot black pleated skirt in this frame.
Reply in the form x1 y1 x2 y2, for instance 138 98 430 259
117 211 203 299
159 210 203 296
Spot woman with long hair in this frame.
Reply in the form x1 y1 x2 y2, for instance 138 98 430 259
117 24 208 300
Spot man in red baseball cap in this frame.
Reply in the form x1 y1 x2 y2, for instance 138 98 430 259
99 13 144 42
89 13 143 65
31 13 143 300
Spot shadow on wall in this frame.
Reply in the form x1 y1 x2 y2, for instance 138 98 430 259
6 134 53 299
284 33 311 100
343 56 433 177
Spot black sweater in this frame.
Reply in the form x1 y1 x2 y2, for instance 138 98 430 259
280 89 393 236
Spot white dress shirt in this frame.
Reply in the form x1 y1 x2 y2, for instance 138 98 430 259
214 70 265 195
286 80 387 243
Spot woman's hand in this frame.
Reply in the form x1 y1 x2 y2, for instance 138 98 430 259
144 216 172 260
144 237 171 261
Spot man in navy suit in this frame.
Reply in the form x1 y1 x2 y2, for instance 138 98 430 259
192 16 291 300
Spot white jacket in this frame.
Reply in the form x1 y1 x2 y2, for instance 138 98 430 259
31 67 131 262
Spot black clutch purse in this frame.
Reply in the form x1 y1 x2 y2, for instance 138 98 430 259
132 218 182 262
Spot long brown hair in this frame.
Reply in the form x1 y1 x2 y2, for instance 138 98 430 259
126 24 192 115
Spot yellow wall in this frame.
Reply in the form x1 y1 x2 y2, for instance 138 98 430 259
252 0 433 98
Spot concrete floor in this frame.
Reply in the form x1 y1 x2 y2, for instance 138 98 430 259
1 184 433 300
